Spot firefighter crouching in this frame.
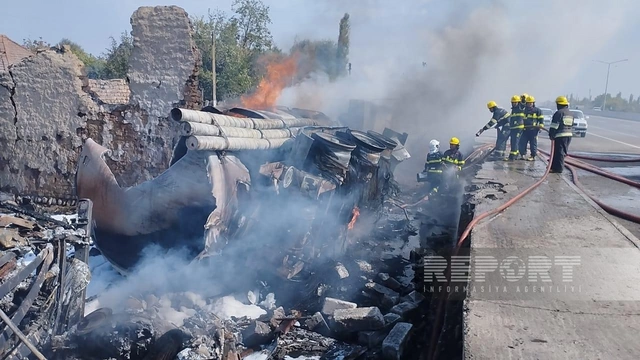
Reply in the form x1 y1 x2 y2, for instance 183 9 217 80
506 95 525 160
476 101 511 159
520 95 544 161
423 139 444 196
549 96 574 173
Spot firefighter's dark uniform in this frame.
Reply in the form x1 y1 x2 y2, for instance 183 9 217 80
508 103 525 160
549 107 574 173
425 151 444 195
520 106 544 159
441 148 464 193
480 107 511 158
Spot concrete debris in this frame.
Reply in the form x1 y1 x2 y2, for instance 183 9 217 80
382 322 413 360
270 306 286 328
389 302 419 320
400 290 426 305
383 313 402 329
332 307 385 332
304 312 331 337
358 330 387 348
377 272 403 292
334 262 350 279
322 297 358 316
364 282 400 309
355 260 375 274
241 320 272 348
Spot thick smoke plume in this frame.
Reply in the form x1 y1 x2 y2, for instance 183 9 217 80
278 0 637 176
87 0 638 317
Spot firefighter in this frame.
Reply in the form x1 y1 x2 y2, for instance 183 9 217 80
476 101 511 159
424 139 443 196
520 93 529 106
549 96 574 173
505 95 525 160
442 137 464 192
520 95 544 161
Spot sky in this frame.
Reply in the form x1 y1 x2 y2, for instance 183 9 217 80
2 0 640 103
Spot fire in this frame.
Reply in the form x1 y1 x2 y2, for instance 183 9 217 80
347 206 360 230
240 54 298 109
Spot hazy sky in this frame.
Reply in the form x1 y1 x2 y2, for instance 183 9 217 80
2 0 639 102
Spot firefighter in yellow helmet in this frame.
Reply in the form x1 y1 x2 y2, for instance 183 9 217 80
441 137 464 192
549 96 574 173
505 95 525 160
520 95 544 160
476 101 511 159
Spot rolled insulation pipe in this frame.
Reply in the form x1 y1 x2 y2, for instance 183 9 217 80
180 122 297 139
186 136 290 151
171 108 254 128
171 108 323 130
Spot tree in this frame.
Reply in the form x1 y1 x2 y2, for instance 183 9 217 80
102 32 133 79
231 0 273 53
290 39 339 80
336 13 350 77
629 94 634 104
58 39 106 79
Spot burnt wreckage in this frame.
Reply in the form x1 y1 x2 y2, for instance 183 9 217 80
75 106 411 275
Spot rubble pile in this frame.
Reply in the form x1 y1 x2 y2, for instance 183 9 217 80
0 193 91 359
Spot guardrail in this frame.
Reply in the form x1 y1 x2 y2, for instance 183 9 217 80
582 109 640 122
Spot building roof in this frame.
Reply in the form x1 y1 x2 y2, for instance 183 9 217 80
87 79 131 105
0 35 33 72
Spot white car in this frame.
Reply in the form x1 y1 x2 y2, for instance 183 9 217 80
540 108 554 128
593 106 602 111
570 109 589 137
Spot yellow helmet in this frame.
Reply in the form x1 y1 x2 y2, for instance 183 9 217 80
556 96 569 105
525 95 535 103
522 93 529 99
450 137 460 145
487 101 497 109
511 95 521 103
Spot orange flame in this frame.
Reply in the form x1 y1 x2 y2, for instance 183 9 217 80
241 54 298 109
348 206 360 230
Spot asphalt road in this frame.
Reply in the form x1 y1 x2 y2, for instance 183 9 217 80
477 114 640 238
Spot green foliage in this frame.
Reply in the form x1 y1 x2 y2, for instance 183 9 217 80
21 2 352 102
58 39 107 79
101 32 133 79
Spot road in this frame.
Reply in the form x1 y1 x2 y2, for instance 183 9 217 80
465 115 640 360
477 113 640 238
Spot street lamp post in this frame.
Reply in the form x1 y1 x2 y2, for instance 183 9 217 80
594 59 628 111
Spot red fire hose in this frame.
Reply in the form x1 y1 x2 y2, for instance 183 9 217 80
427 142 556 360
539 149 640 189
567 153 640 163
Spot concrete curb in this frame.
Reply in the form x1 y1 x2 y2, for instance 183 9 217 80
560 172 640 249
535 152 640 249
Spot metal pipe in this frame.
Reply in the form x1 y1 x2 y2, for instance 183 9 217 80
171 108 322 129
186 136 290 151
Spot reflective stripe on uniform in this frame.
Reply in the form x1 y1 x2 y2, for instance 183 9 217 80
550 123 559 129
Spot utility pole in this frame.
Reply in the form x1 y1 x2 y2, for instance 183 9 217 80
594 58 627 111
211 31 217 106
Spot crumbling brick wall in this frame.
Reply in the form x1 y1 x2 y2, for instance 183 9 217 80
0 5 201 198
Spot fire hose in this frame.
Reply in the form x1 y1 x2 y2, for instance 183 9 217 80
428 136 640 359
537 149 640 224
566 152 640 163
538 149 640 189
427 141 556 360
